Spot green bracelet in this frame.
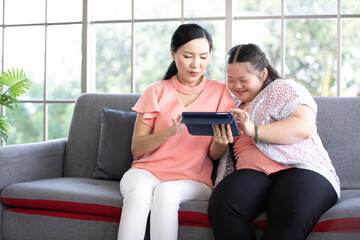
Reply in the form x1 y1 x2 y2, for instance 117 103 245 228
254 125 259 143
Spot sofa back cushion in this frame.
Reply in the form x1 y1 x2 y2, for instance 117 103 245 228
64 93 140 178
92 107 137 180
64 94 360 189
314 97 360 190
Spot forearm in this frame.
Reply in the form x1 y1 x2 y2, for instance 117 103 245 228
131 128 172 158
233 104 315 145
132 113 185 159
257 117 315 144
209 140 227 160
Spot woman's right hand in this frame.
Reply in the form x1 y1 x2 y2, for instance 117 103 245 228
132 113 185 159
168 114 186 136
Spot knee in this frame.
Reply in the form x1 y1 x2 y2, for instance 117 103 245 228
209 182 236 209
268 207 318 236
208 186 234 220
122 182 156 205
152 182 179 206
208 189 223 213
208 192 220 221
272 201 318 224
286 209 318 230
264 213 315 240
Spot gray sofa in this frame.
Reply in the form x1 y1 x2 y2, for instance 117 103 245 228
0 93 359 240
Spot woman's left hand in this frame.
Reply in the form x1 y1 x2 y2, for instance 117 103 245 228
212 124 234 144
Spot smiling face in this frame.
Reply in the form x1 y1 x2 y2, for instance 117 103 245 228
227 62 267 102
171 38 210 87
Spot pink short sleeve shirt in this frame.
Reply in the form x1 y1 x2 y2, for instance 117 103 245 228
131 76 235 188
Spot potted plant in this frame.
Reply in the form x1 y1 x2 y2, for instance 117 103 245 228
0 68 31 142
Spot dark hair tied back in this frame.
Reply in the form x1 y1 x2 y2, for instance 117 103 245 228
227 43 282 89
163 23 213 80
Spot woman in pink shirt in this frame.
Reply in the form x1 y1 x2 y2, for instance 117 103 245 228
208 44 339 240
117 23 235 240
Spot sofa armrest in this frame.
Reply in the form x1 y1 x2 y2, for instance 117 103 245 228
0 138 66 190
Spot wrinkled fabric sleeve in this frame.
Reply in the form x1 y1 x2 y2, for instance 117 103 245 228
132 84 160 127
267 81 317 121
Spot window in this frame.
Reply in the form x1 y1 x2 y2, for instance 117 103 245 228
89 0 226 93
1 0 81 145
233 0 360 97
1 0 359 145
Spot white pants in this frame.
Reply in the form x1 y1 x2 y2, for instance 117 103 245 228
117 169 212 240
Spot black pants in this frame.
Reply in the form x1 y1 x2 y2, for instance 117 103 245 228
208 168 337 240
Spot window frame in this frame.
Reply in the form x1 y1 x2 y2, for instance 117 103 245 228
1 0 359 145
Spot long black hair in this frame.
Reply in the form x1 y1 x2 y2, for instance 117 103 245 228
163 23 213 80
227 43 282 89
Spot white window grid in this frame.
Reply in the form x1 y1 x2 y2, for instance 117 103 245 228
0 0 359 145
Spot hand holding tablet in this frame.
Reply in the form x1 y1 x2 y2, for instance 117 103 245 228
181 112 241 136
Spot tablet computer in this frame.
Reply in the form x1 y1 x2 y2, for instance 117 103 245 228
181 112 241 136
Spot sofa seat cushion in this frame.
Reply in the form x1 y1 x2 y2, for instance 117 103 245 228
311 190 360 232
0 177 212 228
1 178 122 218
3 178 360 233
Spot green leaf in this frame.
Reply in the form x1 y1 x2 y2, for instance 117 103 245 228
1 94 18 110
0 116 9 142
0 68 31 142
0 68 31 98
